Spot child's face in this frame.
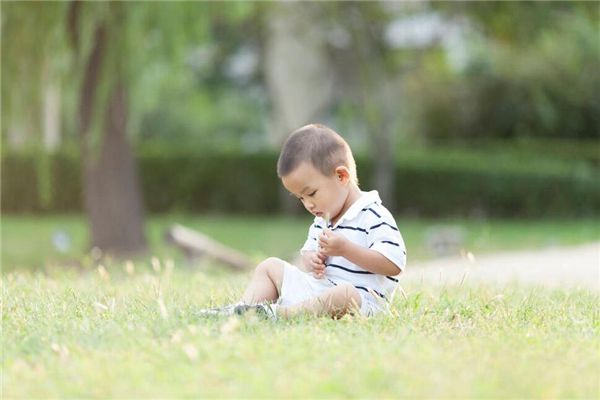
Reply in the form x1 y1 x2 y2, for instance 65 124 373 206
281 162 351 220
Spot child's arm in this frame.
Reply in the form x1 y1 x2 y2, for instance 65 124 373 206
340 241 400 276
318 230 401 276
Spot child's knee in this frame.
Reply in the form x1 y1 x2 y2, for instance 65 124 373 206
254 257 285 290
333 284 361 308
255 257 284 275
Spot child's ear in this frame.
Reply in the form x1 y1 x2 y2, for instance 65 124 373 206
335 166 350 184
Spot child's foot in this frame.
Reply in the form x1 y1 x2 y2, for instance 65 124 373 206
233 303 278 321
196 302 242 317
197 302 278 320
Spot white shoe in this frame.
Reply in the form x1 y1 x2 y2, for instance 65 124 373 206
197 302 242 317
233 303 278 321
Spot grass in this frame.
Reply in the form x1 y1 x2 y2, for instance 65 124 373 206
3 263 598 398
2 215 599 397
2 214 599 271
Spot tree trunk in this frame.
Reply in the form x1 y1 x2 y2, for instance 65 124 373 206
264 2 333 147
370 81 400 212
372 124 395 210
77 18 147 257
83 83 147 256
42 72 61 151
263 3 333 214
343 6 398 213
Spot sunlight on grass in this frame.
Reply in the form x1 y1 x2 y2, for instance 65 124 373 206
3 260 598 398
3 215 599 397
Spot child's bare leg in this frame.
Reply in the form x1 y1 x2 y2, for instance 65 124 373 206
240 257 285 304
279 284 362 319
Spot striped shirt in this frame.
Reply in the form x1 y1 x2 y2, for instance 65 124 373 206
300 190 407 300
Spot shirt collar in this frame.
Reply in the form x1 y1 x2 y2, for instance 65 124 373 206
332 190 381 227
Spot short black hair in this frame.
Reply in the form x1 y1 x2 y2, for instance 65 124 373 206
277 124 357 183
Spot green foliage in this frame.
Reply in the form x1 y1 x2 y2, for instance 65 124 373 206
1 1 258 148
3 2 597 158
1 1 69 125
419 4 600 140
3 267 598 398
140 151 280 213
2 145 598 217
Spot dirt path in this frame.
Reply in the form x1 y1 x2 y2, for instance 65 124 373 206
402 242 600 291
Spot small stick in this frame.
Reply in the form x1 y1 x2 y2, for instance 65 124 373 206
317 212 331 280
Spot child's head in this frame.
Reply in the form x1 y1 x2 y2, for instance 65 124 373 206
277 124 359 220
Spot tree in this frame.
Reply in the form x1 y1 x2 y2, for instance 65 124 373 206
262 2 403 210
2 2 219 256
2 1 70 210
420 2 600 141
337 2 400 208
67 2 147 255
262 2 334 212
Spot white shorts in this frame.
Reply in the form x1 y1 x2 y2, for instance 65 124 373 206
278 261 386 317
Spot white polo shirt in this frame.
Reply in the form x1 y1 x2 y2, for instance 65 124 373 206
300 190 407 301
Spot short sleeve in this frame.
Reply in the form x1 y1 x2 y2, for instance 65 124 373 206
366 214 406 274
300 218 324 254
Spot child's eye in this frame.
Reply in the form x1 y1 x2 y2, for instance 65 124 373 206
308 190 317 197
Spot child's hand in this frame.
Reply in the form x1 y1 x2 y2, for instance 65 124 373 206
318 229 349 257
310 251 327 279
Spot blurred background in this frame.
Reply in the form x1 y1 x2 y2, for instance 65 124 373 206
2 1 599 269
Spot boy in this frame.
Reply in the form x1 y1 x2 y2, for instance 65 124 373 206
200 124 406 319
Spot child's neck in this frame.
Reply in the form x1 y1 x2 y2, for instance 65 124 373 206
331 184 362 226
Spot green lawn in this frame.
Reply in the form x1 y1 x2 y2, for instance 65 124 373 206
2 214 599 271
2 215 600 397
3 265 598 398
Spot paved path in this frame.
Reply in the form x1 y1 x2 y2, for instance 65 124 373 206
402 242 600 291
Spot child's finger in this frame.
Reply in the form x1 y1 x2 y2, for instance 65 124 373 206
313 266 324 278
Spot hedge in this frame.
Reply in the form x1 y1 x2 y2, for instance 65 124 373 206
2 150 598 217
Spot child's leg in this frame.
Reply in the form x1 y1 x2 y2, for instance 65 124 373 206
240 257 285 304
279 283 362 319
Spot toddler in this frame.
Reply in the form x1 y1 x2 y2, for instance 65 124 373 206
200 124 406 319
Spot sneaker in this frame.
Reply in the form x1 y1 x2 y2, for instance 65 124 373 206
196 302 242 317
233 303 278 321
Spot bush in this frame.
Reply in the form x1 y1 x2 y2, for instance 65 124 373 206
2 148 598 217
412 10 600 142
